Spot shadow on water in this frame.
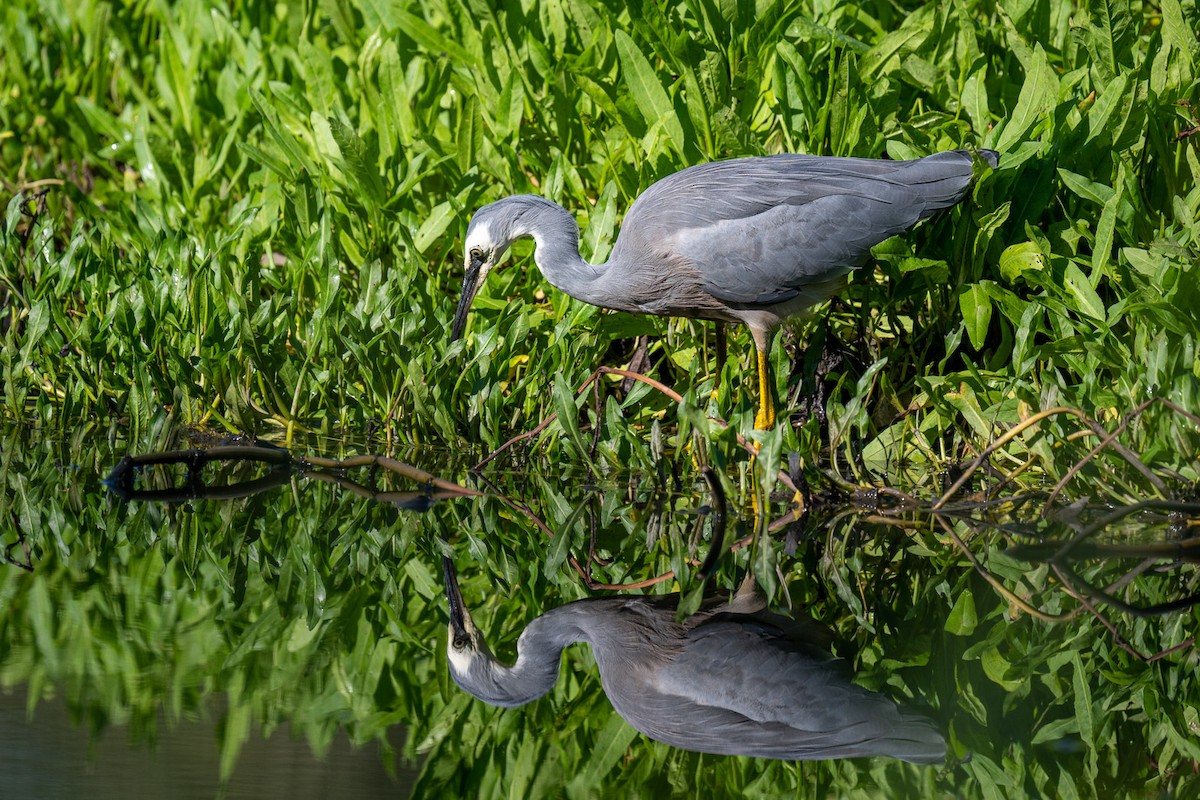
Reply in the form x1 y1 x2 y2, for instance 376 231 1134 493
3 426 1199 797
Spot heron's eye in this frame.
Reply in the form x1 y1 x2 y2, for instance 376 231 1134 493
469 247 484 261
453 635 469 649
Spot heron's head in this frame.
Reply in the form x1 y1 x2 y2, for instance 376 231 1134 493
442 555 550 708
442 555 505 700
450 196 558 341
443 553 486 653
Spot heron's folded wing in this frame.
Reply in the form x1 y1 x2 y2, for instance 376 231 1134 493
613 620 944 763
614 152 979 306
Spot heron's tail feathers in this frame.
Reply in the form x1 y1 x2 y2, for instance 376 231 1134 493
881 710 949 765
904 149 998 218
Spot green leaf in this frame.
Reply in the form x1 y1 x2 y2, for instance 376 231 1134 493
995 44 1057 151
614 29 685 155
455 94 483 175
329 117 387 214
20 299 51 364
389 9 475 65
959 283 992 350
981 646 1023 690
493 69 525 139
1063 262 1107 322
1071 653 1096 747
414 201 455 254
999 241 1047 282
1091 163 1125 276
961 65 991 135
544 498 588 577
945 591 978 635
1057 169 1115 206
1031 716 1081 745
1160 0 1198 71
1080 0 1133 85
1085 72 1129 144
567 712 638 790
552 370 590 459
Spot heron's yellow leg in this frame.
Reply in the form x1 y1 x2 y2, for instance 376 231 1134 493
753 348 776 430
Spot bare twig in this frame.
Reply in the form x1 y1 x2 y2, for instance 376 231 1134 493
935 515 1076 622
935 407 1090 509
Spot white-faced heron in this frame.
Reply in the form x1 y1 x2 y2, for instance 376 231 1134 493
451 148 998 429
442 557 946 763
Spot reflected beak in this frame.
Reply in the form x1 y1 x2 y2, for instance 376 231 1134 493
443 555 469 641
450 252 488 342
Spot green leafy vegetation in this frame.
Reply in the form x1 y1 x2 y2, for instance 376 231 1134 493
2 0 1199 796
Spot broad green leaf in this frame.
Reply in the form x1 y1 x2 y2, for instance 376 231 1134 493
1080 0 1133 86
1064 262 1107 321
414 201 455 254
614 30 685 155
493 69 525 139
1160 0 1198 71
389 10 474 64
544 497 588 577
999 241 1047 282
981 646 1023 690
19 299 51 364
1085 72 1129 143
552 370 590 459
1120 247 1163 277
1057 169 1115 206
996 45 1057 151
329 117 388 213
583 181 619 263
945 591 978 635
959 283 993 350
1031 716 1080 745
567 712 638 790
961 65 991 135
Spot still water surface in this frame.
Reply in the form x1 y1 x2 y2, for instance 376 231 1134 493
0 685 414 799
1 424 1197 797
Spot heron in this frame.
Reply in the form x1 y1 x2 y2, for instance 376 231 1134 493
451 148 999 429
442 556 946 763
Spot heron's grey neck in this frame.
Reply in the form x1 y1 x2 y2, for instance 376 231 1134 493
469 605 592 707
512 201 629 312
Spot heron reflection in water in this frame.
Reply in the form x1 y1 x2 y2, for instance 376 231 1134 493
442 557 945 763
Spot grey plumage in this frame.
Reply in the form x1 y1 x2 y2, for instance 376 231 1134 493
443 557 946 763
451 148 998 428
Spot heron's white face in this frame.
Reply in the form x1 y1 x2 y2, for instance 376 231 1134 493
452 221 502 341
463 220 495 262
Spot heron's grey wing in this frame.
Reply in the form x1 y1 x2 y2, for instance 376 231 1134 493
613 151 980 306
611 619 944 763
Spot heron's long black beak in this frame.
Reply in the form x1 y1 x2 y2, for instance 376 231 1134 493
450 253 486 342
442 555 469 640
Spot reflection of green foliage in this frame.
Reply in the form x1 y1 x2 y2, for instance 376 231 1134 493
3 423 1198 797
0 425 444 780
2 0 1200 795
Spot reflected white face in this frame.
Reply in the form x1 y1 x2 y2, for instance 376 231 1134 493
447 626 476 676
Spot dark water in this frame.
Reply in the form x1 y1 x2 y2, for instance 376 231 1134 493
0 685 415 799
3 425 1198 798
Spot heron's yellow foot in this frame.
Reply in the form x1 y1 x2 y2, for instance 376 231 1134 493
754 350 776 430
